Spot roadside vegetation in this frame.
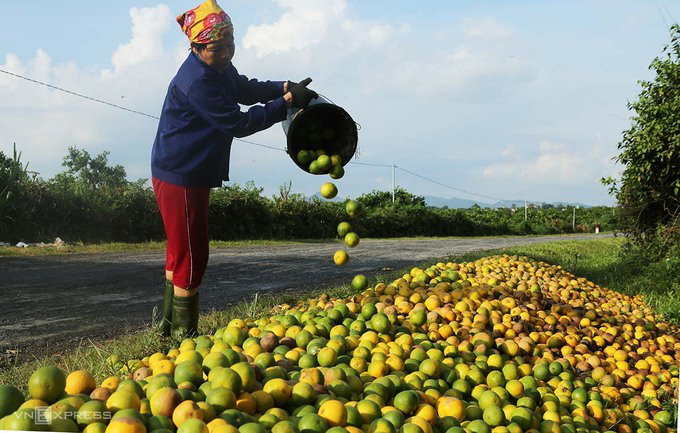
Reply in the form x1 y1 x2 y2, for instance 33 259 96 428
1 145 616 246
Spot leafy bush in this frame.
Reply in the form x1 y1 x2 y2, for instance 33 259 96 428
0 147 618 243
603 24 680 252
210 182 275 240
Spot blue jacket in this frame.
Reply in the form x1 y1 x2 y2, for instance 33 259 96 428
151 52 287 187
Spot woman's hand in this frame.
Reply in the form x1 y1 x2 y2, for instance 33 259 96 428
284 80 297 93
286 77 318 109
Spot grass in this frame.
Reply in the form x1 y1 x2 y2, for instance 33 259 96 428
0 233 600 257
1 236 678 394
0 239 322 257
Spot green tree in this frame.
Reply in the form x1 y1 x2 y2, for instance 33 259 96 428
357 187 426 208
603 24 680 249
54 146 128 189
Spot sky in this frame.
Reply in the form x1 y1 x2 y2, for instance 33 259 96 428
1 0 678 206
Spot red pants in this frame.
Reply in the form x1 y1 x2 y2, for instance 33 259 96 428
152 177 211 290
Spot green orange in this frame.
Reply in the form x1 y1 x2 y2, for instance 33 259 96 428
298 413 329 433
28 366 66 404
0 385 24 418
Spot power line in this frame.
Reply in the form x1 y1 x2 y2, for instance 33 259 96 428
2 67 512 203
395 165 504 202
0 68 287 152
231 137 286 152
653 0 671 28
347 161 507 202
658 0 677 25
0 68 161 120
348 161 392 168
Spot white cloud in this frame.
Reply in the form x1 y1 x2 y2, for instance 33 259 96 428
242 0 395 57
379 18 531 99
0 1 404 184
0 54 25 88
387 46 530 98
0 4 184 180
109 4 172 74
28 49 51 83
482 139 615 185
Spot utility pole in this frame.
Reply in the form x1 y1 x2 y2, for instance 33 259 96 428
392 164 396 203
572 205 579 230
524 200 528 221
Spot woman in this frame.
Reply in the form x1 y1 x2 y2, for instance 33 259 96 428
151 0 317 338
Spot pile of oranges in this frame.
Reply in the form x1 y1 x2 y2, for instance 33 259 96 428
1 254 678 433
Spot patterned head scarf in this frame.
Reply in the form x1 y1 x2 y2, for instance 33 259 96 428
177 0 234 44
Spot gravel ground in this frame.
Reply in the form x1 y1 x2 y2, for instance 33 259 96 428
0 234 606 359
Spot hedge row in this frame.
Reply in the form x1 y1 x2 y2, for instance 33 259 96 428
2 181 617 243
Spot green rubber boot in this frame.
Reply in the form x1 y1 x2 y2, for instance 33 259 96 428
158 280 173 336
171 293 199 339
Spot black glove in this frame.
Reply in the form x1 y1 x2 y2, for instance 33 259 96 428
289 77 318 109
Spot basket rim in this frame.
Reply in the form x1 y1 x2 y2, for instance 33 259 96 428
286 103 358 173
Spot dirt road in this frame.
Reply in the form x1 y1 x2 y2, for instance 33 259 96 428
0 234 605 358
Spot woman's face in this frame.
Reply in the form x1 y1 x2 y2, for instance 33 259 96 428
194 36 235 72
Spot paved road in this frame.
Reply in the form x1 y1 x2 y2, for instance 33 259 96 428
0 234 606 359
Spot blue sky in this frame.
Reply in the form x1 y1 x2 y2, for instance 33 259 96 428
1 0 678 205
